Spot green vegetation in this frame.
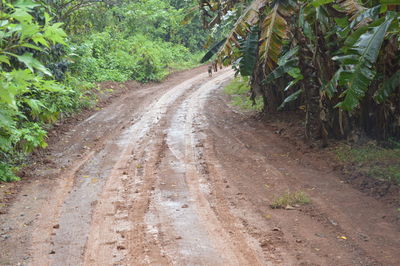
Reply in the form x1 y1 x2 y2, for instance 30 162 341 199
336 144 400 184
2 0 399 185
224 77 263 111
71 33 200 82
0 1 95 181
198 0 400 142
270 190 311 209
0 0 208 182
67 0 206 83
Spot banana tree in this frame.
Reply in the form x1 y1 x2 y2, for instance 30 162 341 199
198 0 400 141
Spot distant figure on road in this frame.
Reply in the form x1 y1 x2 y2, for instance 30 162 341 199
213 61 218 72
208 65 213 77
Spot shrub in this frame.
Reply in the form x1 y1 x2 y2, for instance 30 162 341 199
71 32 198 83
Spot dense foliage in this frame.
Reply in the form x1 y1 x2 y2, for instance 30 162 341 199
0 0 207 181
66 0 207 82
0 0 94 181
199 0 400 144
71 33 197 82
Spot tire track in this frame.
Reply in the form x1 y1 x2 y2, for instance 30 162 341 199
143 71 266 265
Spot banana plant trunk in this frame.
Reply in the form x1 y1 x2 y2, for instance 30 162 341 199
295 28 322 141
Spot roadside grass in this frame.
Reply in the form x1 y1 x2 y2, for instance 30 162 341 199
270 191 311 209
335 142 400 184
224 77 263 111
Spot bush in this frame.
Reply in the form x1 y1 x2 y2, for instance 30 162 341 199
71 32 198 83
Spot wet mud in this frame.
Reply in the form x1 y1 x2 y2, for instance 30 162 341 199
0 67 399 266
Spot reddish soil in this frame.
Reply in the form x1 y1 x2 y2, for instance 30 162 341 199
0 67 399 265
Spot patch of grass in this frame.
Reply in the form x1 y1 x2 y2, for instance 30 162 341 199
224 77 263 111
335 143 400 184
270 191 311 209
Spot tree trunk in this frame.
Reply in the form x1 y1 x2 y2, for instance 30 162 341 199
295 28 322 141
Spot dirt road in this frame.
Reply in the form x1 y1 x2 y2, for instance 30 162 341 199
0 67 399 265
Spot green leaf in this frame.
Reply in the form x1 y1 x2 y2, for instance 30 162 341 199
200 38 227 63
0 162 20 182
32 34 49 47
24 98 45 116
0 82 17 107
0 20 9 27
323 68 342 98
21 43 43 51
284 76 303 92
278 89 303 110
263 58 298 83
38 79 64 92
0 55 10 65
343 17 385 51
332 54 359 64
10 9 33 23
380 0 400 4
337 65 375 110
44 23 67 45
278 47 299 65
351 15 394 64
44 12 51 25
0 109 16 132
311 0 335 8
336 13 395 110
20 22 40 40
349 5 380 29
15 53 52 76
239 27 259 77
14 0 40 9
374 71 400 103
0 70 34 108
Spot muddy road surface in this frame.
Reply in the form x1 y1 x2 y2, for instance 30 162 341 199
1 67 399 265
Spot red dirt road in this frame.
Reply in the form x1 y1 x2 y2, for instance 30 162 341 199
0 67 399 265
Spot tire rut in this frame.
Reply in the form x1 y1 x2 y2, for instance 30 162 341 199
142 71 265 265
30 70 211 265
